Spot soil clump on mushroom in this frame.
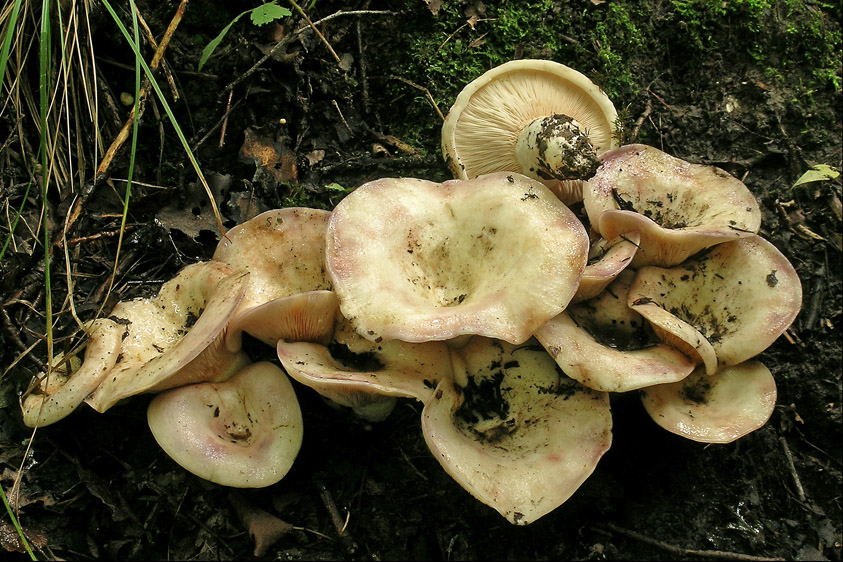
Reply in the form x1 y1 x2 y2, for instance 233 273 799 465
0 1 839 560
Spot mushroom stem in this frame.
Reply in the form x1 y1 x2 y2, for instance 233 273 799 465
515 114 601 181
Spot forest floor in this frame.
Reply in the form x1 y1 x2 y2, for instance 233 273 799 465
0 1 841 560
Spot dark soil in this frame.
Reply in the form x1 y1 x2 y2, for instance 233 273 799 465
1 1 840 560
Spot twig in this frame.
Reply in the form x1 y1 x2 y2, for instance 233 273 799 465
332 100 354 137
313 477 357 555
288 0 341 64
596 522 786 561
381 74 445 121
630 97 652 142
779 435 807 502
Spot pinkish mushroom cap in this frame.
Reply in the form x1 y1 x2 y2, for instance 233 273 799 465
22 318 122 427
583 144 762 267
422 338 612 525
441 59 619 204
86 261 250 413
147 361 303 487
277 314 453 421
628 235 802 372
325 172 589 345
641 360 777 443
535 270 696 392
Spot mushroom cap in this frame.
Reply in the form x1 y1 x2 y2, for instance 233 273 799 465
147 361 303 487
441 59 618 204
213 207 333 311
22 318 123 427
572 231 640 303
583 144 762 267
535 270 696 393
224 290 339 351
277 314 454 420
325 172 589 344
628 235 802 371
422 338 612 525
86 261 249 413
640 361 777 443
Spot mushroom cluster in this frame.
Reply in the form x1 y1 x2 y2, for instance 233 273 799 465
22 60 802 527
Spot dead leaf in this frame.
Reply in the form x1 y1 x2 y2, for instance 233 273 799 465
228 491 293 557
424 0 442 16
240 128 298 184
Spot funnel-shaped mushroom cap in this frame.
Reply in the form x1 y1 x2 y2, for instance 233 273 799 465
641 361 777 443
573 231 640 303
277 315 454 421
326 172 589 344
22 318 122 427
535 270 696 392
583 144 762 267
441 59 618 204
628 235 802 372
422 338 612 525
224 290 339 351
147 361 303 487
86 261 250 413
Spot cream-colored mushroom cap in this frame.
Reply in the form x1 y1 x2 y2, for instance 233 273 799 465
213 208 333 349
572 231 640 303
86 261 250 413
325 172 589 344
442 59 618 204
628 235 802 372
213 208 333 310
422 338 612 525
583 144 762 267
641 361 777 443
535 270 696 393
277 314 453 421
22 318 122 427
147 361 303 487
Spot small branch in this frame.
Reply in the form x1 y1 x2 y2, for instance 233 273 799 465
288 0 341 65
596 522 786 561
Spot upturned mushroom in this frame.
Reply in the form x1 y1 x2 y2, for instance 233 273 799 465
535 270 697 393
86 261 250 413
212 208 336 349
422 337 612 525
628 235 802 374
22 318 122 427
325 172 589 345
583 144 762 267
441 59 619 204
640 361 777 443
572 231 641 303
147 361 303 487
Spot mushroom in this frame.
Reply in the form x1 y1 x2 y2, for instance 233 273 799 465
421 337 612 525
441 59 619 204
212 207 335 349
628 235 802 373
277 314 453 421
147 361 303 487
86 261 250 413
640 361 777 443
572 231 641 303
583 144 762 267
535 270 696 393
325 172 589 345
22 318 122 427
